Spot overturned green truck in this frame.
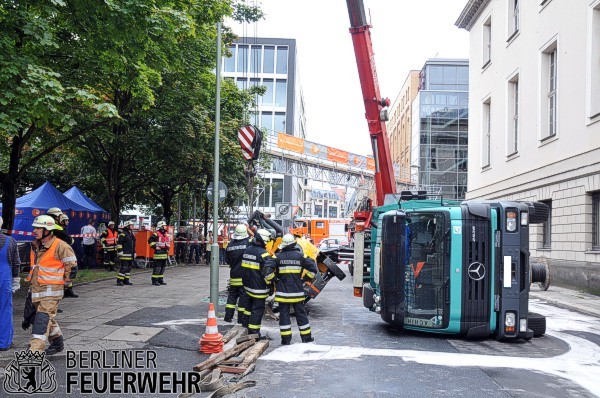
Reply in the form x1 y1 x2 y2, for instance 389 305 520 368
353 193 550 341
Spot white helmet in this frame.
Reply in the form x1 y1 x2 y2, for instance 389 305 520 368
256 228 272 243
233 224 248 239
47 207 63 217
59 213 69 223
157 221 167 229
108 221 115 226
279 233 296 249
32 215 58 230
123 220 134 228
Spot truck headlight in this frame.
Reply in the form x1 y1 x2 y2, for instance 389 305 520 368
506 211 517 232
519 318 527 333
505 312 516 333
520 211 528 226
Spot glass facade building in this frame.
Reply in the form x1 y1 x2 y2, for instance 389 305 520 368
411 59 469 199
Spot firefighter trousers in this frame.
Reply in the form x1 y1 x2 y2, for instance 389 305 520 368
245 295 265 335
117 260 133 284
279 301 312 342
152 259 167 285
29 299 61 352
104 250 117 271
224 285 248 324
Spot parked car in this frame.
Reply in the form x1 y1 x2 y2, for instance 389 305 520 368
318 237 349 251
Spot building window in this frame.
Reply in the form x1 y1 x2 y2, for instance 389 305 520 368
508 74 519 155
274 113 286 133
271 179 283 205
276 46 288 74
314 205 323 217
328 207 338 218
589 3 600 120
224 46 236 72
250 45 262 74
509 0 519 37
593 192 600 251
263 46 275 73
541 200 552 249
483 16 492 66
541 41 558 140
262 79 274 106
275 80 287 107
260 112 273 133
482 98 491 168
236 45 248 73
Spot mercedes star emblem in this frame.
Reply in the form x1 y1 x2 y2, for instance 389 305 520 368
468 262 485 281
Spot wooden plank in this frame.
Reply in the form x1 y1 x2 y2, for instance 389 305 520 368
193 340 255 372
240 340 269 367
217 364 247 374
222 325 246 344
235 334 259 345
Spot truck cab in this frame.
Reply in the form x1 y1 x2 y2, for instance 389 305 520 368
358 194 549 341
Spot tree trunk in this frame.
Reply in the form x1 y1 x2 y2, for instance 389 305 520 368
0 132 26 233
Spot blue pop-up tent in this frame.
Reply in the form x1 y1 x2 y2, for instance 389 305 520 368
0 182 93 241
63 186 110 222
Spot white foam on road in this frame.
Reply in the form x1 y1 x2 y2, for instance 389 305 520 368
262 301 600 397
152 319 206 326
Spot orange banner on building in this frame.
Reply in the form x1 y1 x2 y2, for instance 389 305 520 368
277 133 305 153
367 157 375 171
327 147 349 163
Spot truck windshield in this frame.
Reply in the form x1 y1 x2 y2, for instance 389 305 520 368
405 212 448 329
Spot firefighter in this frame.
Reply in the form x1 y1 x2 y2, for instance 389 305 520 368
47 207 74 245
224 224 251 324
264 234 317 345
25 215 76 355
116 220 136 286
59 213 78 298
241 228 274 338
100 221 119 271
148 221 170 286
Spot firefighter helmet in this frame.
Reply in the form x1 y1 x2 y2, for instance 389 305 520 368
256 228 272 243
233 224 248 239
59 213 69 223
279 233 296 249
32 215 58 230
47 207 63 217
157 221 167 229
123 220 134 228
108 221 115 226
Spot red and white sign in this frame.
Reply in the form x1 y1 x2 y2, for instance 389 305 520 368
238 125 258 160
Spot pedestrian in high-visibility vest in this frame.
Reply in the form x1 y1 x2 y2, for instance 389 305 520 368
25 215 77 355
100 221 119 271
148 221 170 286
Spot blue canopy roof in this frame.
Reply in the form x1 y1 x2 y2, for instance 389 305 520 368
64 186 107 213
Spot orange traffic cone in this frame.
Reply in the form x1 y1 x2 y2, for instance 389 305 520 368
199 302 224 354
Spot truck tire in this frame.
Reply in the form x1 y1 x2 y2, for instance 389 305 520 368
531 257 550 291
528 312 546 337
324 257 347 280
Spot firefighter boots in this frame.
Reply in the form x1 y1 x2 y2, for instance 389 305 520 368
116 280 124 286
64 288 79 298
45 335 64 355
301 336 314 343
281 338 291 345
124 279 133 286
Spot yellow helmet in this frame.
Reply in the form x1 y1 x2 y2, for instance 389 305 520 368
32 215 58 230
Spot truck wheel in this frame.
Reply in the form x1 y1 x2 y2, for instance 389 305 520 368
531 257 550 291
528 312 546 337
324 258 346 280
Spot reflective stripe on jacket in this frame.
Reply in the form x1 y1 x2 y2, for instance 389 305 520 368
241 242 272 299
149 230 170 260
264 244 318 303
101 229 118 250
27 238 65 285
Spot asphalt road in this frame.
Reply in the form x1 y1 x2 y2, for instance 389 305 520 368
1 264 599 398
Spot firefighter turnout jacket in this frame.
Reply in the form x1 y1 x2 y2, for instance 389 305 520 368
27 237 77 302
264 244 318 303
148 229 170 260
226 236 250 287
241 239 273 299
117 228 136 260
101 228 119 252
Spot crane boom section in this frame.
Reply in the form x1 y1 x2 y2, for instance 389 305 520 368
346 0 396 205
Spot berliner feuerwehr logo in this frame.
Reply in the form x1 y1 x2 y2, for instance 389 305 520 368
3 350 57 395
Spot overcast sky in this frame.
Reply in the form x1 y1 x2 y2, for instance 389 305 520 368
229 0 470 156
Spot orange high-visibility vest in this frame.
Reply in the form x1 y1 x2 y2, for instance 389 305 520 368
104 229 117 245
26 238 64 285
156 230 170 249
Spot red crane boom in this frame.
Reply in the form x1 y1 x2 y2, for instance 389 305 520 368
346 0 396 205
